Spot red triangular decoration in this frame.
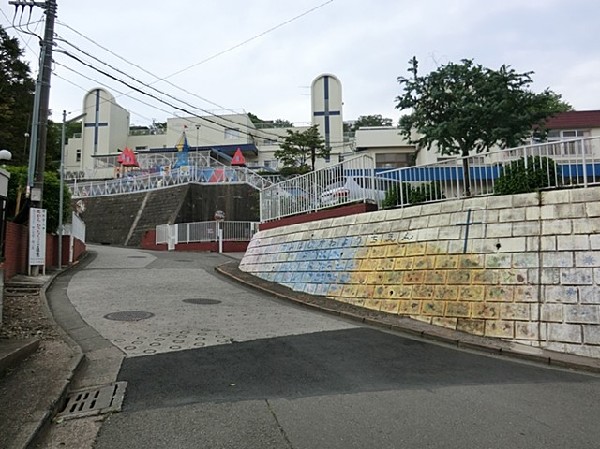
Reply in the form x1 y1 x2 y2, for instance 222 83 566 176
231 148 246 166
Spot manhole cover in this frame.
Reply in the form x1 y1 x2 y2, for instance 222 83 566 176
183 298 221 305
104 311 155 321
56 382 127 421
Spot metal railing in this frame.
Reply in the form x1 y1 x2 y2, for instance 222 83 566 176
259 137 600 222
156 221 259 250
70 164 273 198
376 137 600 208
260 154 379 222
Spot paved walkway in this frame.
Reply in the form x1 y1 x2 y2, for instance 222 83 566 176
66 245 355 358
4 244 600 448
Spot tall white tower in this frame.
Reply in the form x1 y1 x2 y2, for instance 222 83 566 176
311 74 343 156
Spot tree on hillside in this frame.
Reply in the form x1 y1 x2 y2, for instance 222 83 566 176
395 57 570 195
45 120 82 171
247 112 293 128
6 165 71 232
247 112 262 125
0 25 35 166
352 114 393 131
274 125 328 171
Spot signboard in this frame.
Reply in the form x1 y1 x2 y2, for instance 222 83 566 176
29 208 47 266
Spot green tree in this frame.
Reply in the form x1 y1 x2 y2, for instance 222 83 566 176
396 57 570 195
247 112 262 125
352 114 393 131
274 125 328 171
45 120 82 171
5 165 71 232
247 112 293 128
273 119 293 128
0 25 35 167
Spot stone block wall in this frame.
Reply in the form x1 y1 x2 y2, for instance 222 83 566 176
240 187 600 358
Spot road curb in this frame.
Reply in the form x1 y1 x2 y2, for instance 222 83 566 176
0 339 41 377
216 261 600 375
21 253 92 449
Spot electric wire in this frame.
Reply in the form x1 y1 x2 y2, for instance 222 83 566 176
54 1 334 116
53 62 250 147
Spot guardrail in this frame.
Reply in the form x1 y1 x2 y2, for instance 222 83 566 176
376 137 600 208
70 165 273 198
156 221 259 251
260 154 378 222
260 137 600 222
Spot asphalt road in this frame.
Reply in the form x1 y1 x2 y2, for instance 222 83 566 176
63 246 600 449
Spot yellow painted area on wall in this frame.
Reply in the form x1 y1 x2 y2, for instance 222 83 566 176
341 241 535 340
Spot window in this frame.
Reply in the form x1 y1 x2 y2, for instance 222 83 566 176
548 129 591 141
76 149 82 162
375 152 412 168
135 146 148 151
224 128 241 139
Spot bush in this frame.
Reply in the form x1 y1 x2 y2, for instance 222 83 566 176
5 165 71 232
383 181 444 208
278 165 311 178
494 156 557 195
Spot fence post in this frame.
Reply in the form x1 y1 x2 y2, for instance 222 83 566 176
581 139 588 188
218 222 223 253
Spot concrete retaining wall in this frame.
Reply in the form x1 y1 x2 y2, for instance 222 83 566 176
240 187 600 358
78 183 260 246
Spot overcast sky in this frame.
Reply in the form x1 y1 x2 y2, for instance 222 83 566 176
1 0 599 127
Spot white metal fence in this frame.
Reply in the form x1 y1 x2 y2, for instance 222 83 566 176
62 212 86 263
260 137 600 221
70 165 273 198
376 137 600 208
260 154 379 222
156 221 259 251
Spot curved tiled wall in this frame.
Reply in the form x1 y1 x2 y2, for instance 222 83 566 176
241 187 600 358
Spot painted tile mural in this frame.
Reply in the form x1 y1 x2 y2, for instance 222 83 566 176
242 230 533 340
241 189 600 358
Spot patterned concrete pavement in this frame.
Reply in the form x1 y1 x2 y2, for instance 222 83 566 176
66 245 356 357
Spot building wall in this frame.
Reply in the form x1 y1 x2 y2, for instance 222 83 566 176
241 187 600 358
0 222 85 280
167 115 254 148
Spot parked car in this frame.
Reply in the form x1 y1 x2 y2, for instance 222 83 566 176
319 176 386 207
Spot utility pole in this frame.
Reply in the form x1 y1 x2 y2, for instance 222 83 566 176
9 0 57 207
58 110 85 269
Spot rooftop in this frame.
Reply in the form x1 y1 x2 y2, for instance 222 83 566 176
545 110 600 129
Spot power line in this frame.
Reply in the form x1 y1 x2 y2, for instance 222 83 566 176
53 1 334 115
52 62 252 147
54 48 289 145
52 32 296 143
157 1 334 83
53 44 349 149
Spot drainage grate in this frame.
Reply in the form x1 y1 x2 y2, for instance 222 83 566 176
104 311 155 321
127 256 147 259
56 382 127 421
183 298 222 305
175 259 193 262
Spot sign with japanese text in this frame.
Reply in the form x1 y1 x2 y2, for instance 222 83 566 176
29 208 47 266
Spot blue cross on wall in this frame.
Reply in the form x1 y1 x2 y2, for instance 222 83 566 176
313 75 340 158
84 89 109 155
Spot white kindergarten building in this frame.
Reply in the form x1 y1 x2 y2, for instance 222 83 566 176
63 74 600 181
63 73 420 181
